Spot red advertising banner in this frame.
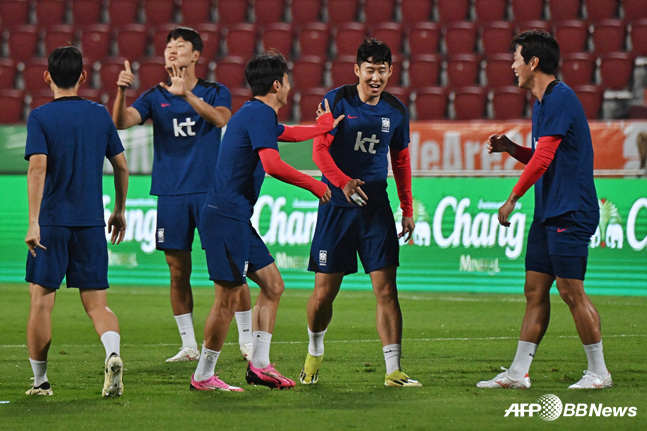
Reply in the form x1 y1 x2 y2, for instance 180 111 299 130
409 120 647 173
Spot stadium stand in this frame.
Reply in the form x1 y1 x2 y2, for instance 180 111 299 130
253 0 286 24
230 86 252 113
560 52 596 86
6 25 40 62
260 23 294 57
0 0 31 26
179 0 214 25
0 59 17 89
291 55 326 89
483 53 517 87
480 21 515 55
572 84 604 118
591 19 627 53
585 0 619 20
443 22 478 54
43 25 76 54
437 0 471 23
474 0 508 22
296 87 327 122
296 22 330 60
21 58 51 92
107 0 141 26
135 56 169 90
598 52 634 90
326 0 360 23
400 0 434 24
623 0 647 19
553 20 590 53
0 89 25 123
452 86 489 120
70 0 104 26
408 54 443 88
363 0 397 25
143 0 178 25
413 86 448 120
289 0 323 23
217 0 249 23
333 22 367 57
491 86 527 120
78 24 112 65
35 0 68 27
330 55 359 87
214 55 247 89
446 53 482 88
549 0 582 21
370 22 404 55
511 0 545 21
629 19 647 56
114 24 149 59
223 23 257 58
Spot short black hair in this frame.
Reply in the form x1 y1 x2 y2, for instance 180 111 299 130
512 30 560 75
47 46 83 89
245 52 288 96
167 26 203 53
357 38 392 67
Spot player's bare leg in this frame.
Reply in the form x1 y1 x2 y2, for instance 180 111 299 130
165 249 193 316
518 271 554 344
27 284 56 361
80 289 120 336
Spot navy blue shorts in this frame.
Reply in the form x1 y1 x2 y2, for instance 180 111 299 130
200 209 274 284
308 202 399 275
25 226 109 290
156 193 207 251
525 211 599 280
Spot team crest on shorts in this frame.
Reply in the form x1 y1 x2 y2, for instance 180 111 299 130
381 117 390 133
157 228 165 243
319 250 327 266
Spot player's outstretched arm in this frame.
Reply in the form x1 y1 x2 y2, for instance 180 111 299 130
258 148 331 203
488 134 533 164
107 152 129 245
277 100 344 142
112 60 142 129
25 154 47 257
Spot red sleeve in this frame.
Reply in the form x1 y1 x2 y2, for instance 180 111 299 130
390 147 413 218
312 133 352 189
512 136 562 197
512 143 533 165
277 112 334 142
258 148 328 198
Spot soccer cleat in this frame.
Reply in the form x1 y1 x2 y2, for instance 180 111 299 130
476 367 531 389
246 362 295 389
299 353 323 384
568 370 613 389
166 346 200 363
384 370 423 387
190 374 244 392
102 354 124 397
240 343 253 361
25 381 53 396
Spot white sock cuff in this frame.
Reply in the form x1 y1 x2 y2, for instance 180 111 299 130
174 313 193 327
253 331 273 343
307 327 327 337
583 341 603 352
382 344 401 354
100 330 121 360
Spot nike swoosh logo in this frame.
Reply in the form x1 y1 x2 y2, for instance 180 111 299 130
557 228 569 232
161 103 171 107
347 115 358 119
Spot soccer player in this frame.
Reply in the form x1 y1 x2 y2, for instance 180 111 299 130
112 26 254 363
189 51 340 391
300 38 421 387
477 30 612 389
24 46 128 397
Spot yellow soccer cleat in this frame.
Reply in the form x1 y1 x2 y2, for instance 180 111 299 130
299 353 323 384
384 370 422 387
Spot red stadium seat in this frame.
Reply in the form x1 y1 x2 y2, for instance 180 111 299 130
363 0 397 25
136 57 169 91
291 55 326 89
98 56 128 91
21 58 50 92
623 0 647 20
598 52 634 90
333 23 366 57
230 87 252 113
591 19 627 53
389 54 403 86
585 0 619 21
560 52 596 86
214 55 247 89
253 0 286 24
179 0 215 25
572 84 602 119
553 20 590 54
483 53 517 88
400 0 433 24
413 87 448 120
474 0 508 22
278 92 294 122
407 54 443 88
114 24 149 60
386 86 411 108
479 21 514 55
491 86 527 120
516 20 552 33
296 22 330 60
78 87 102 103
629 19 647 57
370 22 404 53
194 23 221 61
0 59 18 89
78 24 112 65
407 22 441 55
144 0 178 25
35 0 67 27
437 0 470 23
217 0 249 23
7 25 40 62
107 0 141 26
326 0 359 23
71 0 104 26
443 22 478 54
290 0 322 23
28 89 56 109
296 87 327 122
43 25 76 54
0 89 25 123
330 55 358 87
0 1 31 26
511 0 545 21
260 23 294 58
446 54 482 88
452 86 488 120
223 23 257 58
549 0 582 21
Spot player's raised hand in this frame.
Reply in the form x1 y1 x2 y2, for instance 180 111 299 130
160 62 188 97
107 212 127 245
117 60 135 89
343 178 368 206
25 224 46 257
316 99 345 128
398 216 415 243
488 134 514 154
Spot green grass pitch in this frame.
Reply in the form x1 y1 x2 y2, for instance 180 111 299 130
1 283 645 430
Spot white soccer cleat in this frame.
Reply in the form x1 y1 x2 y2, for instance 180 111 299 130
476 367 531 389
166 346 200 363
240 343 253 361
102 354 124 397
25 381 53 396
568 370 612 389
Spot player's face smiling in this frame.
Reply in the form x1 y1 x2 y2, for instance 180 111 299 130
355 60 392 103
164 37 196 69
512 45 533 90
